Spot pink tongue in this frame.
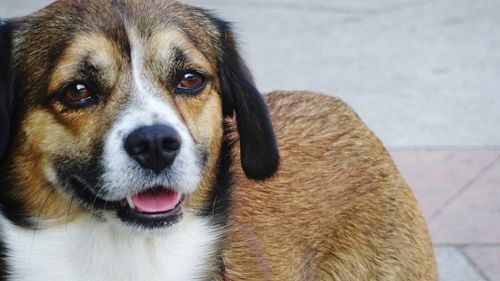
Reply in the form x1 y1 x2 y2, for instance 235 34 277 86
132 189 181 213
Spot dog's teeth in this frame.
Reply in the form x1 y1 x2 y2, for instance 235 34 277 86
126 196 136 209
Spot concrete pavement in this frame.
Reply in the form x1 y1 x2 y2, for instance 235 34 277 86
392 149 500 281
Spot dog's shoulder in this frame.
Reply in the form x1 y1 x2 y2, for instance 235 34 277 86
264 90 354 119
264 90 386 156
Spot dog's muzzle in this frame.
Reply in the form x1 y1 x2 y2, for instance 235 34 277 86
109 124 185 228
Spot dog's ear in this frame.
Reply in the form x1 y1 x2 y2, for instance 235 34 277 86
216 19 280 180
0 19 15 162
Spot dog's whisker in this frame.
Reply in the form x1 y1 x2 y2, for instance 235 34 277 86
211 196 218 218
91 186 106 212
29 188 57 260
65 195 76 227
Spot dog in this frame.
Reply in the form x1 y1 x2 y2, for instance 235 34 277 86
0 0 437 280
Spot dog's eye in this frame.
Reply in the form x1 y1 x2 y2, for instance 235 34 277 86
175 71 207 94
59 82 97 108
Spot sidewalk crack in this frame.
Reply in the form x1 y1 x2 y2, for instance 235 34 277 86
430 154 500 219
458 246 491 281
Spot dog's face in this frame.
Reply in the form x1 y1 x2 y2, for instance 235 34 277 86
0 0 278 232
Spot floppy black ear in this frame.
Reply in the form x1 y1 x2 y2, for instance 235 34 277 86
216 20 280 180
0 20 14 162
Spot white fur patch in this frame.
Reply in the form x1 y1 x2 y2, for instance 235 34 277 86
100 93 202 200
100 27 202 201
1 214 218 281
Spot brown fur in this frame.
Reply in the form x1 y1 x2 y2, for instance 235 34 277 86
0 0 436 279
224 92 437 280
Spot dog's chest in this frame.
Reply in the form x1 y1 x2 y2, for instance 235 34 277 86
0 216 217 281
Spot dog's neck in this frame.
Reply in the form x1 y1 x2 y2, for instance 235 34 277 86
0 213 221 281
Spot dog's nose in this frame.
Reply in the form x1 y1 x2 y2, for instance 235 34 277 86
124 125 182 174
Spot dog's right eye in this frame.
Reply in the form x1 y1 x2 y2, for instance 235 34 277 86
58 82 98 108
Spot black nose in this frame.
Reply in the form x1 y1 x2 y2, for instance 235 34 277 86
124 125 182 174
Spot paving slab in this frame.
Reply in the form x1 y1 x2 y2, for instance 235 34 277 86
429 157 500 244
435 246 486 281
389 150 500 218
464 245 500 281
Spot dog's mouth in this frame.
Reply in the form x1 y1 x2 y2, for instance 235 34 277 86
116 187 184 229
69 176 185 229
122 187 181 213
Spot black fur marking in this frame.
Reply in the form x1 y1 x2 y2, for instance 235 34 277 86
212 18 235 117
0 37 35 228
0 19 12 266
198 122 236 279
0 173 35 229
215 19 280 180
68 177 115 210
53 154 114 211
171 46 189 68
0 237 6 281
200 122 236 224
79 60 103 91
0 19 14 163
165 46 190 88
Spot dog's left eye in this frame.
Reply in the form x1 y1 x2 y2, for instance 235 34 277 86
59 82 97 108
175 71 207 94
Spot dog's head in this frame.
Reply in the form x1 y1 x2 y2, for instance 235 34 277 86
0 0 278 232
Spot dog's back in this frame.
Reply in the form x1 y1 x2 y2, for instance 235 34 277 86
224 91 437 280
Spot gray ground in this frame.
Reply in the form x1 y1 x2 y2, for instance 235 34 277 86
2 1 500 280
